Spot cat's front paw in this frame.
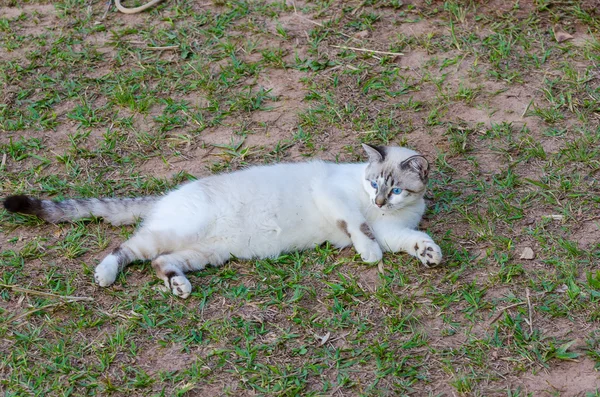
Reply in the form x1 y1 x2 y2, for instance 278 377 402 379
170 275 192 299
414 239 443 267
357 240 383 263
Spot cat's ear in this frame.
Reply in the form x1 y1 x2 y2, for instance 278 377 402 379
362 144 386 163
401 155 430 181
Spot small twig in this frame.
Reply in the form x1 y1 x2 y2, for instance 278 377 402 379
331 45 404 57
0 284 94 302
351 0 367 15
488 302 526 326
101 0 112 20
295 13 325 28
6 301 67 325
129 42 180 50
96 309 142 320
0 152 6 170
146 45 180 51
323 64 344 74
526 288 533 334
326 385 341 397
377 260 384 274
293 13 360 43
328 331 351 343
581 215 600 223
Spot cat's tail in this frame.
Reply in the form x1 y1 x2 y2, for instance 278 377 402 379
3 195 159 225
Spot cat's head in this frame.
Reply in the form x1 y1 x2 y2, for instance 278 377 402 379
361 144 429 211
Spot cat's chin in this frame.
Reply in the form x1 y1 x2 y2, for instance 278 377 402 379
383 206 402 212
372 203 403 212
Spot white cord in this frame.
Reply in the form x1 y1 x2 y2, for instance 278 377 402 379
114 0 164 14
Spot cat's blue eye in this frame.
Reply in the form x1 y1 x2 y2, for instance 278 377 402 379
392 188 402 195
371 181 378 189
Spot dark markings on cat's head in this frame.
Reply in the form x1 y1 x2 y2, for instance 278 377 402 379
3 195 44 216
400 155 429 182
362 144 387 163
364 147 430 195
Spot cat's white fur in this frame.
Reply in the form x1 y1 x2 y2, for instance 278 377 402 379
92 145 442 298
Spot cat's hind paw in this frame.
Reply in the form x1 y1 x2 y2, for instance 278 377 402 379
170 275 192 299
414 240 443 267
94 255 119 287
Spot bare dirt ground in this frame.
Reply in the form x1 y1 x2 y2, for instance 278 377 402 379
1 0 599 395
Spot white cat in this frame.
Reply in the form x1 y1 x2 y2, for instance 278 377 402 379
4 144 442 298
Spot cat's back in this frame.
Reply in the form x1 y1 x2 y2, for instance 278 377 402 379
155 160 331 214
228 160 329 184
197 160 331 196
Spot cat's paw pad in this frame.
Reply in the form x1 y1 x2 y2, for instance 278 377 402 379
170 276 192 299
414 240 443 267
94 257 118 287
359 240 383 263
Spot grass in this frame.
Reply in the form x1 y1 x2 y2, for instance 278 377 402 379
1 0 600 395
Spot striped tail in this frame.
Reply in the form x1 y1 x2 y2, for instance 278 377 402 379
3 195 158 225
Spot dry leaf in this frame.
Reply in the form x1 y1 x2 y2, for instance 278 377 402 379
554 30 574 43
543 214 564 221
316 332 331 345
520 247 535 260
354 30 370 39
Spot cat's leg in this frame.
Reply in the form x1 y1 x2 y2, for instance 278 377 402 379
94 230 165 287
152 249 228 298
375 226 442 267
314 192 382 263
340 219 383 263
152 250 207 299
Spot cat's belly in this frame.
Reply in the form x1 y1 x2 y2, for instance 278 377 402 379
204 211 351 259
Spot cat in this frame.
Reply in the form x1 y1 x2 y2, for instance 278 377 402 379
3 144 443 299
